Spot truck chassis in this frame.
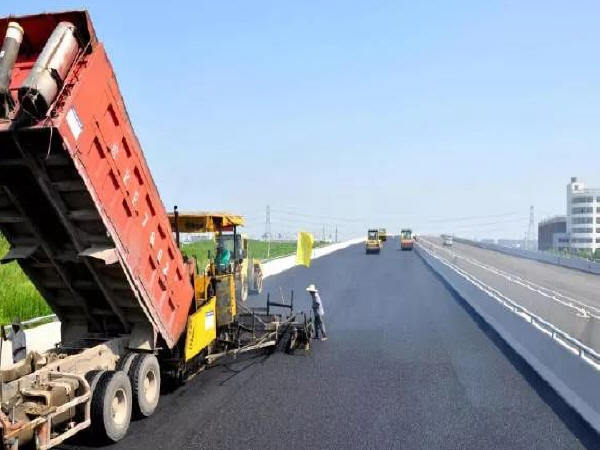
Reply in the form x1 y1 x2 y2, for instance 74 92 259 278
1 304 313 449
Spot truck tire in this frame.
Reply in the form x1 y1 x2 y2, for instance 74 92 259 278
129 354 161 418
90 371 132 443
117 352 137 374
85 370 106 395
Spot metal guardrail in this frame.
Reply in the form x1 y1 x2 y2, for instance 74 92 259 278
1 314 58 332
454 237 600 275
417 242 600 371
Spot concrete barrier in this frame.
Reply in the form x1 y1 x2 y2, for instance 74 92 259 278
261 237 364 278
455 237 600 275
416 244 600 433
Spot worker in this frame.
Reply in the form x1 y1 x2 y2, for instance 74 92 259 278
306 284 327 341
215 243 231 272
1 318 26 363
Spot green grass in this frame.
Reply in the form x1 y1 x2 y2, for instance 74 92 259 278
0 233 327 323
181 239 326 270
0 234 52 324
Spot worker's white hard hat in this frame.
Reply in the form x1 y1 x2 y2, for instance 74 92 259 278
306 284 318 292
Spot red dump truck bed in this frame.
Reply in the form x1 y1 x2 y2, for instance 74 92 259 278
0 11 193 348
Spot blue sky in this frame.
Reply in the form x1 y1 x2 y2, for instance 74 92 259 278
4 1 600 239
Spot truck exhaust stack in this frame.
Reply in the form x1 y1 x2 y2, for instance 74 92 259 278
0 21 23 118
18 21 80 119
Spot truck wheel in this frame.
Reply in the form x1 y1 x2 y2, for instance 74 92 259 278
130 354 161 418
91 371 132 443
117 352 137 374
85 370 106 395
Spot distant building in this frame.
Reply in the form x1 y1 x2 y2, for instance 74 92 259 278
566 177 600 253
538 216 567 251
538 177 600 254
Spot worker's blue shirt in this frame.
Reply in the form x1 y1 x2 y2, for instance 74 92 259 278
216 249 231 270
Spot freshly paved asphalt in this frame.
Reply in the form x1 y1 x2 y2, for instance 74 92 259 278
62 241 598 449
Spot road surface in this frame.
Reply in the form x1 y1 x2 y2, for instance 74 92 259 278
62 241 597 449
421 236 600 353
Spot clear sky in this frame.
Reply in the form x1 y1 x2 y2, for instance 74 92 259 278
4 1 600 240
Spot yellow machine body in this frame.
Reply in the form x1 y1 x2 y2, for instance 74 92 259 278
184 296 217 361
215 273 237 326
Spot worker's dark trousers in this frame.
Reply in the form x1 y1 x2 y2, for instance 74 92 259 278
314 314 327 338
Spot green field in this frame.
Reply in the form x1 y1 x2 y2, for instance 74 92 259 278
0 234 322 323
0 234 52 325
180 239 323 271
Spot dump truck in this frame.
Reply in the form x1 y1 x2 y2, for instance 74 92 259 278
400 229 414 250
167 211 264 301
0 11 312 449
365 229 381 254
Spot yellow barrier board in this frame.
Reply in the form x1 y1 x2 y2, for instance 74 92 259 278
185 296 217 361
296 231 314 267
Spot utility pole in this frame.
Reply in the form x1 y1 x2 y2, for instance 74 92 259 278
322 224 325 242
335 226 338 243
526 205 535 251
265 205 271 258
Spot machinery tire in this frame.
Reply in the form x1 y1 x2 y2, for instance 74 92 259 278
90 371 132 443
129 354 161 418
254 272 263 294
236 283 248 302
277 327 292 353
242 280 248 302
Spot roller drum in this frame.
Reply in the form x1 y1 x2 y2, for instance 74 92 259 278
0 21 24 118
19 21 80 119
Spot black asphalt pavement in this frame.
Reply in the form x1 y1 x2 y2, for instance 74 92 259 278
63 242 598 449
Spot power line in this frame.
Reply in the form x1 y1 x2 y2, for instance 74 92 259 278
270 208 363 223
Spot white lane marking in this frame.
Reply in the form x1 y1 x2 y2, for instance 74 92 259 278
417 243 600 371
420 238 600 320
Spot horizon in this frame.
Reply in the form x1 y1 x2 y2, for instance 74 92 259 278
3 1 599 240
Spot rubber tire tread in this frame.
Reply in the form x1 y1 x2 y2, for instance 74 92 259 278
90 370 132 443
117 352 137 375
130 353 161 418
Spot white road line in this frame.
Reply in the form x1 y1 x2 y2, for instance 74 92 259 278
420 238 600 320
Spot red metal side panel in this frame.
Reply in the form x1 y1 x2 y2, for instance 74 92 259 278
51 44 193 347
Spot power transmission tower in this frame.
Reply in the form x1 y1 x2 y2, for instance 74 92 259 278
526 205 535 250
265 205 271 258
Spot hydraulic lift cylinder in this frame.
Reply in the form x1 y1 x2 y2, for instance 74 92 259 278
19 21 80 119
0 21 23 118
